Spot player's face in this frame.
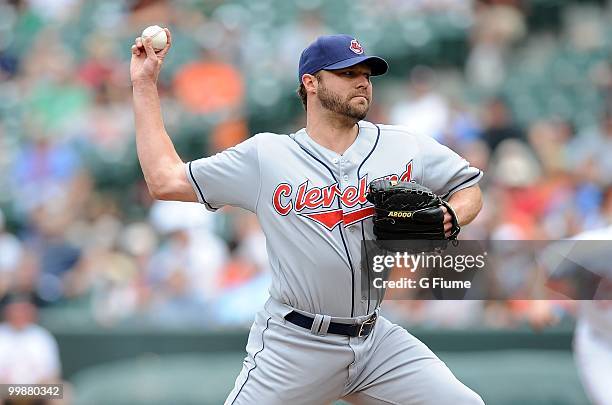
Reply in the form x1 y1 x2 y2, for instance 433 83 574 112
316 64 373 121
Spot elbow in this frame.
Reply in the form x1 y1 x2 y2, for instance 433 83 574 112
148 185 170 201
147 181 170 201
147 177 184 201
145 171 176 201
144 164 194 202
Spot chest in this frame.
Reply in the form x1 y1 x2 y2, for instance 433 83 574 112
262 146 418 229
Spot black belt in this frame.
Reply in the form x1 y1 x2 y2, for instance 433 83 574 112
284 311 377 337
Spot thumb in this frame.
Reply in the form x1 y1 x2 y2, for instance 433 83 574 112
142 37 158 61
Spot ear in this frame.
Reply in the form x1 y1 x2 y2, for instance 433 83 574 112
302 74 318 94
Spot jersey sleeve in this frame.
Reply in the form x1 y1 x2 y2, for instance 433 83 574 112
185 135 261 212
417 134 483 199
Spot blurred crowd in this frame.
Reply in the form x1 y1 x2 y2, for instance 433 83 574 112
0 0 612 333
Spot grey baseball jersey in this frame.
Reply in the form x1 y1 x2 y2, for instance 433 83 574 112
186 120 482 318
186 120 484 404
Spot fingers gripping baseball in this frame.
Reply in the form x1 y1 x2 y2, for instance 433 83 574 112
130 28 172 85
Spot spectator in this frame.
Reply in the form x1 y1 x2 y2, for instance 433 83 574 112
144 201 229 327
480 96 524 153
213 212 271 326
0 294 61 385
10 132 82 216
466 3 526 90
570 109 612 185
22 202 83 305
390 66 450 140
172 50 244 114
0 210 23 299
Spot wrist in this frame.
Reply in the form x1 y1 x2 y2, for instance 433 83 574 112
131 78 158 88
445 200 461 225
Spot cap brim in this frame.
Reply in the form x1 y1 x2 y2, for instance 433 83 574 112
324 56 388 76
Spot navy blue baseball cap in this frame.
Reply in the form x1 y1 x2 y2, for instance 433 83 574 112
298 35 388 83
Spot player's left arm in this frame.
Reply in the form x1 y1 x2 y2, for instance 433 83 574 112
442 185 482 237
412 132 483 236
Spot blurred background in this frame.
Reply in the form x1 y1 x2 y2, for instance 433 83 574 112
0 0 611 403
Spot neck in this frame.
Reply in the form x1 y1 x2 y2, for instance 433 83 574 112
306 109 359 155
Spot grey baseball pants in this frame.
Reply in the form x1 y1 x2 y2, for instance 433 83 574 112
225 297 484 405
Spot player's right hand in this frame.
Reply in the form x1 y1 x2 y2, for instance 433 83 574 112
130 27 172 85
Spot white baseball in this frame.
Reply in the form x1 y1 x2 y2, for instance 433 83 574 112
141 25 167 51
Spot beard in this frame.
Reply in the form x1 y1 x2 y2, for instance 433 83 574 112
317 83 370 121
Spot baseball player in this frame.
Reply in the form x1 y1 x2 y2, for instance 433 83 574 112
573 238 612 405
131 30 484 404
535 227 612 405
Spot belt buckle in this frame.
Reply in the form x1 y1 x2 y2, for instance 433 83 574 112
357 314 377 337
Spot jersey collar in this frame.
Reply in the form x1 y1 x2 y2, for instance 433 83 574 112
293 120 378 169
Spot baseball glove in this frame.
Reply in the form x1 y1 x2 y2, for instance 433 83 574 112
366 180 460 240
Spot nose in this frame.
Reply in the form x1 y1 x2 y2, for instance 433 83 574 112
356 74 370 89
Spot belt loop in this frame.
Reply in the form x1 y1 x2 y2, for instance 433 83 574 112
310 314 332 336
318 315 332 336
310 314 324 335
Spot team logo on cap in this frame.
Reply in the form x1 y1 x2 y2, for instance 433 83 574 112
350 39 364 55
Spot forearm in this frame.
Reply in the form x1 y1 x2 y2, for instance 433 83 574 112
447 185 483 226
132 81 184 198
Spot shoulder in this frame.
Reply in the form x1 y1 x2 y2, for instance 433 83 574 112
25 325 57 344
253 131 308 154
368 123 429 143
252 132 292 141
251 132 296 147
224 133 292 155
